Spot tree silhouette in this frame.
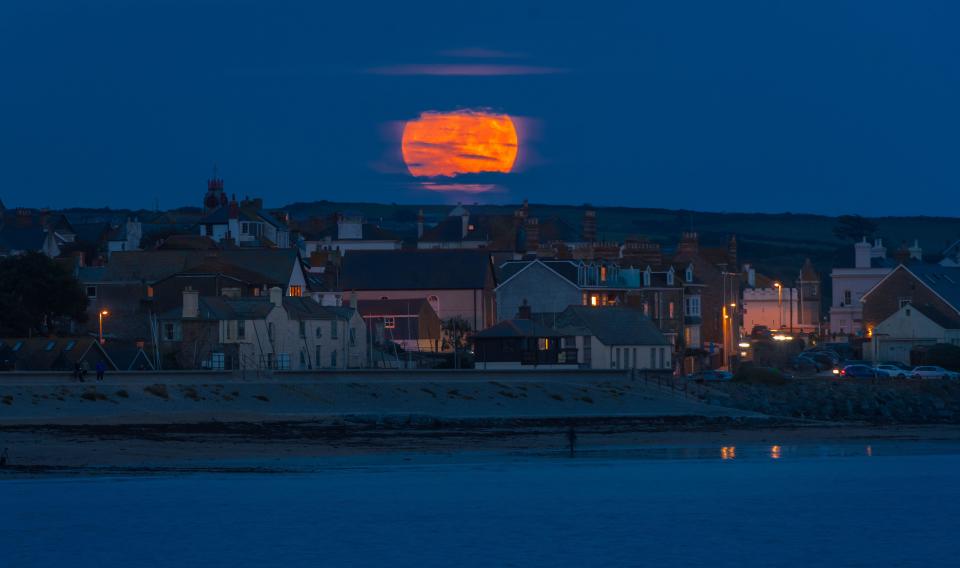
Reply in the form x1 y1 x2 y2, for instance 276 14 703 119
0 252 88 335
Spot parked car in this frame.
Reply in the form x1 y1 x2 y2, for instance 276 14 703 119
910 366 960 380
788 356 819 374
840 364 890 379
879 361 911 370
874 364 908 379
800 352 838 371
687 370 734 382
750 325 772 340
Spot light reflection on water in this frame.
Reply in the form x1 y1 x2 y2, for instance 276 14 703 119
529 441 953 464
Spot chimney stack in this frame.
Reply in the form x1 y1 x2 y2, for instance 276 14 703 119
524 217 540 252
517 299 532 320
678 232 699 255
909 239 922 261
582 210 597 242
854 237 872 268
182 287 199 319
269 286 283 307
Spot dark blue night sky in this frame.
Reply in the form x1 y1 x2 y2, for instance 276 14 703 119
2 1 958 214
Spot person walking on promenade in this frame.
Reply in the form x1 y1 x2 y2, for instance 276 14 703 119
95 361 106 382
566 425 578 457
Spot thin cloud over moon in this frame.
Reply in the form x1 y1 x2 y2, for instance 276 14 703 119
365 64 565 76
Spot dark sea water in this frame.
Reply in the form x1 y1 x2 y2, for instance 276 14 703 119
3 442 959 567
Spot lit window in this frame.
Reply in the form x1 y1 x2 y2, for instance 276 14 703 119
288 285 302 297
668 302 675 318
590 295 598 307
538 338 551 351
147 286 154 298
600 266 607 282
384 317 396 329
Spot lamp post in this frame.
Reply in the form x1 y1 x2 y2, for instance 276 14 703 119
99 310 109 345
773 282 783 330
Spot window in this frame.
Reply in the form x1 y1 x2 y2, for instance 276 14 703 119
650 348 656 369
686 267 693 283
590 295 599 307
643 270 651 287
268 322 275 341
277 353 290 370
538 337 550 351
384 317 396 329
330 351 338 367
299 320 306 338
658 347 665 369
226 321 233 340
238 319 245 340
315 325 322 339
147 286 154 298
267 353 275 369
898 297 912 309
45 341 55 351
64 340 76 351
12 341 23 352
643 302 650 316
668 302 675 318
349 327 357 346
163 323 176 341
684 296 701 317
300 351 306 368
666 271 674 285
600 265 607 282
315 345 322 367
331 321 338 339
241 222 249 234
843 290 852 306
624 348 631 369
210 352 225 370
289 285 303 297
86 286 97 299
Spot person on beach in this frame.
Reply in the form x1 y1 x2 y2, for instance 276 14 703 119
567 426 577 457
95 361 106 381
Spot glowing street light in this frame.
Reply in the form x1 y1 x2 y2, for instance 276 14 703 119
773 282 783 329
99 309 109 345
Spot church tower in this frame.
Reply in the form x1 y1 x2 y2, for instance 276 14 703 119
203 166 227 213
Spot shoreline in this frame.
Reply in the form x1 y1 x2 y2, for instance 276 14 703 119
4 418 960 478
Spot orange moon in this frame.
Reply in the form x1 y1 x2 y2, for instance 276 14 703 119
401 110 519 178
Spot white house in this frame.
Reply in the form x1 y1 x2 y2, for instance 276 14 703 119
556 306 672 371
829 238 897 334
870 303 960 364
160 287 368 370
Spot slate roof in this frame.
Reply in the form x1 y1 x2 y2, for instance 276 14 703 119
0 337 117 371
304 223 401 242
910 304 960 330
556 306 669 346
101 249 301 284
357 298 434 317
283 297 353 320
0 225 48 252
340 250 495 290
901 263 960 311
71 222 113 244
473 318 563 339
498 259 580 286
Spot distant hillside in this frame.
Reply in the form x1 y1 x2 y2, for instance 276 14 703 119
282 200 960 283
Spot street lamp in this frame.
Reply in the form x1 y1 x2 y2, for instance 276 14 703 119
99 310 109 345
773 282 783 330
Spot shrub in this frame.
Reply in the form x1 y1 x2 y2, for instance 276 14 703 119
144 384 170 399
734 363 789 386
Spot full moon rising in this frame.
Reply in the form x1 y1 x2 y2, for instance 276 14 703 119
401 110 518 178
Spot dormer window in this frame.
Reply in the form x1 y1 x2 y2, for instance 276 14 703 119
666 269 674 286
643 269 651 287
685 266 693 283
